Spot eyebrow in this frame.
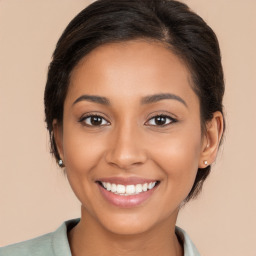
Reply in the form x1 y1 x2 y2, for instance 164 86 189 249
73 95 110 106
141 93 187 107
73 93 187 107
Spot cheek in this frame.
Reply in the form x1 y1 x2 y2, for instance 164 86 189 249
62 123 105 174
60 121 106 202
148 127 202 194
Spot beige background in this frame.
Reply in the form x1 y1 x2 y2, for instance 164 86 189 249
0 0 255 255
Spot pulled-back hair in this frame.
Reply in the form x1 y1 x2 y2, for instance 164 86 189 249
44 0 225 202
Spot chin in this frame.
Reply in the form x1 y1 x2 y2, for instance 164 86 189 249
85 203 179 237
99 214 157 236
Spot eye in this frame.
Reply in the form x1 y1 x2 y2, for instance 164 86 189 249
79 114 110 126
146 115 176 126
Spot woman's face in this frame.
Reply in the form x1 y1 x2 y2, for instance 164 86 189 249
56 40 207 235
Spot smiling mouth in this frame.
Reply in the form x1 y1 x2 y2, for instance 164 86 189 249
97 181 160 196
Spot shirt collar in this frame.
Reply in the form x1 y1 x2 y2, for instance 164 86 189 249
52 219 200 256
175 226 201 256
51 218 80 256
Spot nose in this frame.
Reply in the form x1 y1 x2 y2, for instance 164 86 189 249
105 123 147 170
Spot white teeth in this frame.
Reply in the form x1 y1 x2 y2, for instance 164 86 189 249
101 181 158 196
126 185 135 194
142 183 148 192
111 183 117 193
148 182 154 189
106 183 111 191
135 184 143 193
116 184 125 194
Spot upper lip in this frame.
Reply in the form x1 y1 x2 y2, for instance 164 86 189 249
96 176 159 185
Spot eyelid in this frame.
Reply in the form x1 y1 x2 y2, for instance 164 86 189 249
78 111 177 127
78 113 111 126
145 113 177 126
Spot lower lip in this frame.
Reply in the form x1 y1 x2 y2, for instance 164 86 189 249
97 184 158 208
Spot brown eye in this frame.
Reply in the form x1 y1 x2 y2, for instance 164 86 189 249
91 116 103 125
155 116 168 125
80 115 109 126
146 115 176 126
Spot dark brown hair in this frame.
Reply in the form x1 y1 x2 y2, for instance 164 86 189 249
44 0 225 202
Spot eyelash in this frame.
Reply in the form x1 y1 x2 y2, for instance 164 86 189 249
146 114 177 127
79 113 177 128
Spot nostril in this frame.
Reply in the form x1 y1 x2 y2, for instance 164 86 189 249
105 151 147 170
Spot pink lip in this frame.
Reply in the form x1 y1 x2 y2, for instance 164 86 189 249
97 180 159 208
97 176 157 185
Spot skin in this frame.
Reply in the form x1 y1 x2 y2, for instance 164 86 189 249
53 40 223 256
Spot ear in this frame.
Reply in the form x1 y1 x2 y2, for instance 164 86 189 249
52 119 64 161
199 111 224 168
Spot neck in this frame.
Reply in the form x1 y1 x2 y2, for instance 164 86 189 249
68 207 183 256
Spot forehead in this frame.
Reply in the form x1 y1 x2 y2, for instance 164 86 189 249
67 40 197 106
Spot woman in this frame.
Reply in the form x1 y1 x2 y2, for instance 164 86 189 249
0 0 224 255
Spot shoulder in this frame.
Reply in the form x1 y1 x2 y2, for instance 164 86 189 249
0 219 80 256
175 226 201 256
0 232 53 256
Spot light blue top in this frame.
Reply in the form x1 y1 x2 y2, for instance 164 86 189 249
0 218 200 256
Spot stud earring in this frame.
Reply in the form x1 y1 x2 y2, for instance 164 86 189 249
58 159 64 167
204 160 208 166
